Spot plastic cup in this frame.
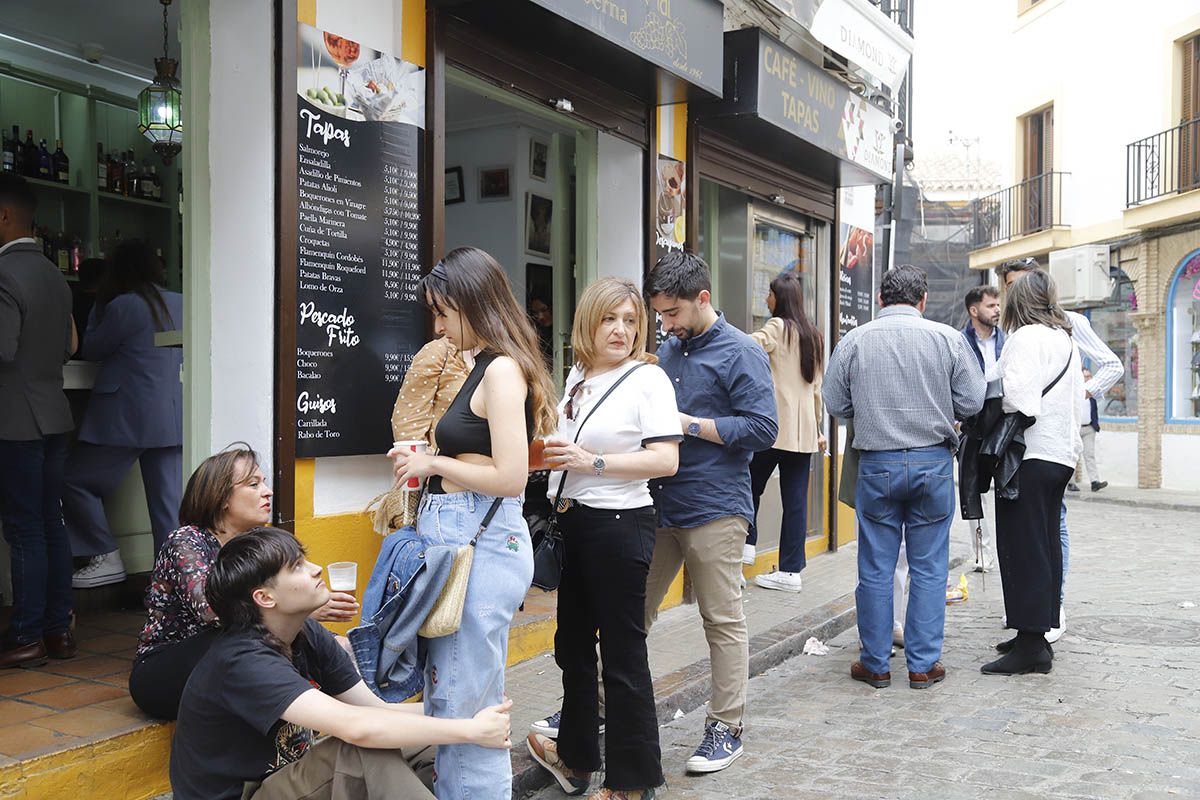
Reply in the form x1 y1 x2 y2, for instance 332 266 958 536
528 437 549 471
327 562 358 600
393 440 427 489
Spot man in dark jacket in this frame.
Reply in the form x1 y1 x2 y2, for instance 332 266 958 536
961 285 1005 379
0 174 77 668
959 284 1005 573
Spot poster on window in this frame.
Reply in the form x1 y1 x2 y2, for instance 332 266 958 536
837 185 876 338
292 23 426 457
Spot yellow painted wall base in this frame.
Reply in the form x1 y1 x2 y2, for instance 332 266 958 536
0 723 173 800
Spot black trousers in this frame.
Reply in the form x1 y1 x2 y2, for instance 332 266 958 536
554 503 662 790
129 627 220 720
748 448 813 572
995 459 1072 633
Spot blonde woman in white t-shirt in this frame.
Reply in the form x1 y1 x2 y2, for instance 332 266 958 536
525 278 681 800
981 270 1082 678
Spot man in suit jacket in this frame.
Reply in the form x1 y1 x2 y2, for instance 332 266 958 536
0 174 77 668
959 285 1005 573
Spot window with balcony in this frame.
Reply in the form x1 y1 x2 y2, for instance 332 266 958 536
1127 34 1200 206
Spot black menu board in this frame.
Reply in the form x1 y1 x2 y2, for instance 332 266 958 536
294 24 426 457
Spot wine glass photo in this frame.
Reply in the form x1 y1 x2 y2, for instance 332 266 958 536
323 32 361 101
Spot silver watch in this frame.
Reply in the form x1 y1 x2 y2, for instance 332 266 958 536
592 455 606 476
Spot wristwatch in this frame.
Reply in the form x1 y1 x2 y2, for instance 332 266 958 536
686 417 702 437
592 455 606 476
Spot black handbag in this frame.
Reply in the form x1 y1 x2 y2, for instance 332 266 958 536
530 362 648 591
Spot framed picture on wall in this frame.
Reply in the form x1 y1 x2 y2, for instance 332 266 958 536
478 166 511 201
526 262 554 367
525 193 553 257
529 137 549 182
445 166 464 205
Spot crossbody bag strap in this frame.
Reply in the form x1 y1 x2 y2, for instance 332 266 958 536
1041 333 1074 397
550 361 649 513
469 497 506 546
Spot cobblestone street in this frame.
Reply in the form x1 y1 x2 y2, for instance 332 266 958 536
530 497 1200 800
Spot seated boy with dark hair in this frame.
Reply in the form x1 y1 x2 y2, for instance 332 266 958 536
169 527 512 800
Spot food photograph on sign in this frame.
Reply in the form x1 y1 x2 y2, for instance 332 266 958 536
655 155 686 251
297 24 424 126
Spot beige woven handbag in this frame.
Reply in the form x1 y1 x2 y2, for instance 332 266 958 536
418 497 504 638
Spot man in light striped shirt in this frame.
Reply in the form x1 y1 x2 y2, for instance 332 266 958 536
996 258 1124 644
824 265 985 691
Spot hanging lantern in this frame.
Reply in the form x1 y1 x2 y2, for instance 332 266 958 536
137 0 182 164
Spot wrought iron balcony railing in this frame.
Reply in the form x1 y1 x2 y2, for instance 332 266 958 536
1126 117 1200 207
970 171 1068 251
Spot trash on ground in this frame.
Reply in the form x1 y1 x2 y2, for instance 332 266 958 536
1179 601 1196 609
672 709 685 720
802 636 829 656
945 574 969 604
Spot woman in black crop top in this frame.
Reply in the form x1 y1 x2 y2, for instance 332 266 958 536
386 247 556 800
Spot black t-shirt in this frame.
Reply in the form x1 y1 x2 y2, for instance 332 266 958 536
169 619 360 800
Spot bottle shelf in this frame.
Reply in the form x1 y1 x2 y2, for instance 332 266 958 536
98 190 171 211
23 175 90 196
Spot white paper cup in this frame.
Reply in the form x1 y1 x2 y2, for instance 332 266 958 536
327 561 358 598
393 440 427 489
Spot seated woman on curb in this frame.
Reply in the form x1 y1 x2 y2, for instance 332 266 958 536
129 444 358 720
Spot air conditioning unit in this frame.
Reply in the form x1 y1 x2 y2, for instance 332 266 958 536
1049 245 1111 308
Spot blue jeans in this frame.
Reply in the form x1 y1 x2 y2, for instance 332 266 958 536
747 448 813 572
855 445 954 675
1059 500 1068 602
0 434 73 646
419 492 533 800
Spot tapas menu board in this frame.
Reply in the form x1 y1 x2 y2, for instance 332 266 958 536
293 24 427 457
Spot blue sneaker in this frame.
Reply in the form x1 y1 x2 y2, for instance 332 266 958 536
530 709 606 739
685 720 744 773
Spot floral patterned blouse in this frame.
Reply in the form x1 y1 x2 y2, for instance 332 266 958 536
137 525 221 657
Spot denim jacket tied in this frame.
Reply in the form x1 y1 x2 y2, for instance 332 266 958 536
348 525 456 702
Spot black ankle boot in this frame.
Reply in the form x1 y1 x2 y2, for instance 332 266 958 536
995 635 1054 658
982 631 1052 675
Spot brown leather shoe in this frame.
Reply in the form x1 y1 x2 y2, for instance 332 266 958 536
0 640 49 669
909 661 946 689
44 630 77 660
850 660 891 688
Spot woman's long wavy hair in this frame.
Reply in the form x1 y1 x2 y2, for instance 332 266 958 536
205 527 305 659
419 247 558 437
770 274 824 384
1002 269 1073 336
95 239 173 332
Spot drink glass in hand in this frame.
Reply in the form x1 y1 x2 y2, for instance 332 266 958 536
327 562 358 601
528 437 549 472
392 440 428 489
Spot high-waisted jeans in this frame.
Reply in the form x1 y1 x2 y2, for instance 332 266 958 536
418 491 533 800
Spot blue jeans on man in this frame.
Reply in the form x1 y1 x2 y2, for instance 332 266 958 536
0 434 73 647
854 445 955 675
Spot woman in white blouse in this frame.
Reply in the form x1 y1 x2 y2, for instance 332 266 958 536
982 270 1081 677
525 278 681 800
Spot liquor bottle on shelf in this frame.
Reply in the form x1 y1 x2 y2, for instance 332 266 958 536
121 152 135 196
1 128 14 174
52 140 69 184
11 126 23 175
139 160 157 200
55 232 70 273
21 131 38 178
96 143 107 191
109 151 124 196
151 166 163 201
37 139 51 180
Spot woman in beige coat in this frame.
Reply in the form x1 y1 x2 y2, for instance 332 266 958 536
746 274 825 592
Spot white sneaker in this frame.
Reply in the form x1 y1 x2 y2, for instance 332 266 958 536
754 571 802 593
1045 606 1066 644
741 544 756 565
72 550 126 589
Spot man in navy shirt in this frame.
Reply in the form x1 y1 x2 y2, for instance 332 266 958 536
169 528 512 800
643 252 777 775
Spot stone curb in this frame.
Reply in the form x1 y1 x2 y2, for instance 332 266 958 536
1065 494 1200 514
512 550 968 798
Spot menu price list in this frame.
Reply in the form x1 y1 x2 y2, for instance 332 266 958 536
294 101 426 457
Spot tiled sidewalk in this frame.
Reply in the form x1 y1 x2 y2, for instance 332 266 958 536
0 609 159 766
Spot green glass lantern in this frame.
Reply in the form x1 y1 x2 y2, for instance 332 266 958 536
137 0 182 164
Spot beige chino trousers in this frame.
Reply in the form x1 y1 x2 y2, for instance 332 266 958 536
243 738 436 800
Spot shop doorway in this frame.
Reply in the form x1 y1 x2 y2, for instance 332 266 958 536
698 179 832 556
444 71 582 387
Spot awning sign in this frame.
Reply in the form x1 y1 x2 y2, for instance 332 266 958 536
809 0 913 92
